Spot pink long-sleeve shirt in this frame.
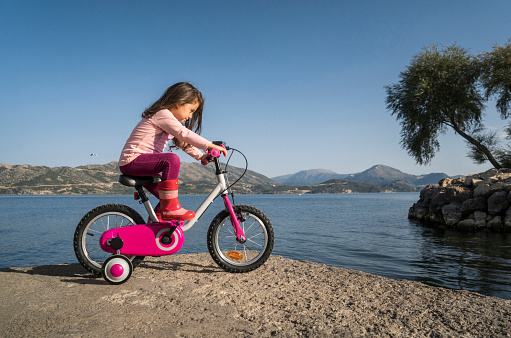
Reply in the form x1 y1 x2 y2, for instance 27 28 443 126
118 109 211 167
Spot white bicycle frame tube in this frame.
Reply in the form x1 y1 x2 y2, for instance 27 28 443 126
180 173 228 231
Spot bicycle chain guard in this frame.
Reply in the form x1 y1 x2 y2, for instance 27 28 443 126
100 222 185 256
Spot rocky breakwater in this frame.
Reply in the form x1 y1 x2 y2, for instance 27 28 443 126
409 168 511 232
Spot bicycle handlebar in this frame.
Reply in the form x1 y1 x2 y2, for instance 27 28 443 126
199 142 249 199
201 142 227 166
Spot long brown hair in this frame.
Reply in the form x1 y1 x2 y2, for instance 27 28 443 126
142 82 205 150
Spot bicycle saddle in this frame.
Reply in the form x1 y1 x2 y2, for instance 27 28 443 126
118 175 162 187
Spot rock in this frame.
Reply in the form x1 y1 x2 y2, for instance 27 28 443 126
457 219 477 231
442 203 462 226
409 205 427 220
474 183 491 197
419 185 437 202
490 182 511 194
438 178 452 187
488 191 509 215
505 210 511 233
488 216 502 231
429 190 451 211
499 173 511 181
465 177 482 187
480 168 499 179
425 212 443 224
460 197 487 215
446 186 473 203
474 211 487 228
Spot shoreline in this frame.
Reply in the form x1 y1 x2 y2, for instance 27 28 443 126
1 253 510 337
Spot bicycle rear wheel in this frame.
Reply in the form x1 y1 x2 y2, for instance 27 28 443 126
73 203 145 276
207 204 274 273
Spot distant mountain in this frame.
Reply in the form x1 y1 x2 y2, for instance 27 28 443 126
272 169 348 186
272 164 454 188
344 165 417 185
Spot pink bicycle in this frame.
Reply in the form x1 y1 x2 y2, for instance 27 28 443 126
73 142 274 284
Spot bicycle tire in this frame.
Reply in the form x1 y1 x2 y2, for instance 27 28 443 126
73 203 145 276
207 204 274 273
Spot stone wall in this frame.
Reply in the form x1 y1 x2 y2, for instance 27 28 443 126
409 168 511 232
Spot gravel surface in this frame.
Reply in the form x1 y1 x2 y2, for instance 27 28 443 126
1 253 510 337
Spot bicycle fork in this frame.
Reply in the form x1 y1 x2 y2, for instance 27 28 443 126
222 195 247 243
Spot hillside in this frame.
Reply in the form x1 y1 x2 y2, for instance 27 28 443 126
272 165 451 188
0 162 278 195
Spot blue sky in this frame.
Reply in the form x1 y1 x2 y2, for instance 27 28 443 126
1 1 510 178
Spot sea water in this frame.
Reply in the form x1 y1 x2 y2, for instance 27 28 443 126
1 193 510 299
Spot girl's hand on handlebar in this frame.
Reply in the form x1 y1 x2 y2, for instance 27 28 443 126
200 154 210 165
208 143 228 157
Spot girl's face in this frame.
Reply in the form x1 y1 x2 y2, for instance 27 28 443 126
171 101 200 123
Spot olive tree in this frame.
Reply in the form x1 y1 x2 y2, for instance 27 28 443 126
385 43 502 169
461 41 511 168
479 40 511 118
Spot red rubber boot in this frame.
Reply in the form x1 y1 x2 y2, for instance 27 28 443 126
157 179 195 221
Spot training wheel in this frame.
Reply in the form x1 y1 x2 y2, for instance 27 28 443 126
102 255 133 285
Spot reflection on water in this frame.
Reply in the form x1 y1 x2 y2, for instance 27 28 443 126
413 226 511 299
1 193 510 299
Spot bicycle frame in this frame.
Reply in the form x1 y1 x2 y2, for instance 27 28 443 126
139 157 247 242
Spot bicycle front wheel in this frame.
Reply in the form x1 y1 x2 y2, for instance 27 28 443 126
207 204 274 273
73 204 145 276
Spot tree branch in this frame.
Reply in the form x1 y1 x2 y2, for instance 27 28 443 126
447 119 502 169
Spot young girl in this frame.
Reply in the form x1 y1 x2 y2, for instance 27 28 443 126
118 82 227 222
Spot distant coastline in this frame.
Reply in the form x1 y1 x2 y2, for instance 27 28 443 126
0 162 453 195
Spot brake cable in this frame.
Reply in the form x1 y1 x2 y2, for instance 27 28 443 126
214 148 248 204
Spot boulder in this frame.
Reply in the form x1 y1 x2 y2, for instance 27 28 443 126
445 186 473 204
488 191 509 215
438 178 452 187
473 211 487 228
488 216 502 231
441 203 462 226
480 168 499 179
474 183 492 197
457 219 477 231
460 197 487 215
504 209 511 233
465 177 482 187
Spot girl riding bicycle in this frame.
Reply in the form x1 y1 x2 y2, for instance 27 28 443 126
118 82 227 222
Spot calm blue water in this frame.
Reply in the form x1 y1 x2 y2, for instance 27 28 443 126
1 193 511 299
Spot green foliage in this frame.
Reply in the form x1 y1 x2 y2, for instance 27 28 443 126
386 40 511 169
467 124 511 168
478 40 511 118
385 44 484 165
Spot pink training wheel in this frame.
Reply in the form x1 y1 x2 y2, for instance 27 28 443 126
102 255 133 285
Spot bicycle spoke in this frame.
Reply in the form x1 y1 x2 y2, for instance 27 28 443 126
245 238 263 248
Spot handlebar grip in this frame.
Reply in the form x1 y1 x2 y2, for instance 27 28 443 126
201 147 223 166
210 148 220 157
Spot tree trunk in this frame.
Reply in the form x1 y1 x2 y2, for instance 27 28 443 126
449 121 502 169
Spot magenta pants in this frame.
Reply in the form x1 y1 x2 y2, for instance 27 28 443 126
119 153 181 212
